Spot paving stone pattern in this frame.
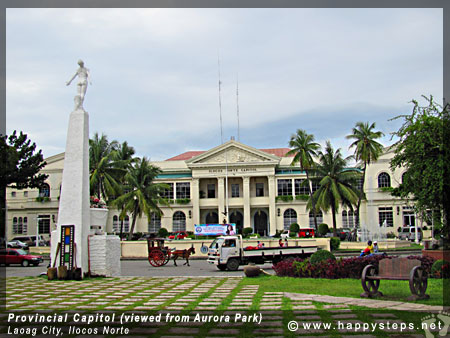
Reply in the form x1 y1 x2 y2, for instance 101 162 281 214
1 277 439 337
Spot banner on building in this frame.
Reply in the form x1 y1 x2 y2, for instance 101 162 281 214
194 224 236 236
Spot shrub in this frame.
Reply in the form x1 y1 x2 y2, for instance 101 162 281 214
430 259 450 278
158 227 169 238
422 225 428 230
243 227 253 237
272 257 302 277
318 223 329 236
386 232 396 239
290 223 300 233
310 250 336 265
330 237 340 251
406 255 436 275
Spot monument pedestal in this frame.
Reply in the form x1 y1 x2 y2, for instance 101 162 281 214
50 108 90 275
89 235 121 277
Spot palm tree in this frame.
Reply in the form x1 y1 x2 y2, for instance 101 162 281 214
310 141 360 236
346 122 384 226
89 133 124 201
112 157 169 240
113 141 136 239
286 129 321 229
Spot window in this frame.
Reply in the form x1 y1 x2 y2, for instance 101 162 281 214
205 211 218 224
283 209 297 230
207 184 216 198
124 216 130 233
309 211 323 227
342 210 348 227
11 191 16 197
38 215 51 234
342 210 355 227
173 211 186 232
39 183 50 197
356 178 364 191
176 182 190 199
256 183 264 197
295 179 309 195
13 217 18 234
148 213 161 233
378 207 393 227
23 217 28 234
23 191 28 197
378 173 391 188
277 179 292 196
113 215 119 232
161 183 174 200
231 184 240 198
402 172 407 184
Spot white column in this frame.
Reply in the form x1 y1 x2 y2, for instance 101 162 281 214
218 178 225 222
192 178 200 225
243 176 251 229
268 175 277 235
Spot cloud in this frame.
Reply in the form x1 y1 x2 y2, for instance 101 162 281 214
5 8 443 161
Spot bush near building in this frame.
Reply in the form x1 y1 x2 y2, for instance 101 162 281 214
310 250 336 265
330 237 340 251
318 223 329 237
158 227 169 238
243 227 253 237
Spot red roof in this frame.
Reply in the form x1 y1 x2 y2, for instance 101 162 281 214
166 148 294 161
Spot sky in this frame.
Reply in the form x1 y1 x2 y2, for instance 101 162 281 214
6 8 443 161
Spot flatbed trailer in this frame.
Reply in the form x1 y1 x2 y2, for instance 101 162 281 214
207 235 318 271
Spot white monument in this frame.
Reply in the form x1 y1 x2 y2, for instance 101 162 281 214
50 60 91 275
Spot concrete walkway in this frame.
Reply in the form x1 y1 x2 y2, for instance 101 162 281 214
285 292 447 312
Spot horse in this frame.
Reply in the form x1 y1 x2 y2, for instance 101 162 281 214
171 245 196 266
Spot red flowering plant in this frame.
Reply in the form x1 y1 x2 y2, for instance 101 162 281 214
90 196 107 208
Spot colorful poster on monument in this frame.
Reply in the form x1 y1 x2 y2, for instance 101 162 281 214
194 224 236 236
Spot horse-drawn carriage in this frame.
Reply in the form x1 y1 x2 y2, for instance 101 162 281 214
147 238 171 267
147 238 196 267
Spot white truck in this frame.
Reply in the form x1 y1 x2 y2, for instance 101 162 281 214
207 235 318 271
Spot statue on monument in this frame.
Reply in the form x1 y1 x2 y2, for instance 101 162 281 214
66 59 91 109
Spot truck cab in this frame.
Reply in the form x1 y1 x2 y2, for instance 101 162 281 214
208 236 241 270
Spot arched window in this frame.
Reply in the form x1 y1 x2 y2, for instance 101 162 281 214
402 172 407 184
39 183 50 197
23 217 28 234
173 211 186 232
348 210 354 227
113 215 119 232
124 216 130 233
148 213 161 233
309 211 323 227
342 210 348 227
283 209 297 230
378 172 391 188
13 217 18 234
205 211 218 224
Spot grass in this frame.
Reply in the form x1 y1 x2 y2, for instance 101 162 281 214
240 275 447 306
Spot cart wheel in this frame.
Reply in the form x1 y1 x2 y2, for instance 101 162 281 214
163 252 170 266
361 265 380 295
409 266 427 296
148 253 158 267
152 251 166 267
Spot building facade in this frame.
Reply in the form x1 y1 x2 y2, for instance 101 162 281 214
5 140 424 240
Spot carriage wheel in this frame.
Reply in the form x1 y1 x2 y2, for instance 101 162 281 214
152 251 166 267
148 253 158 267
361 265 380 296
162 251 171 266
409 266 427 296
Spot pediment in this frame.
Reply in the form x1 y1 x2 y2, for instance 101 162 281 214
187 140 280 166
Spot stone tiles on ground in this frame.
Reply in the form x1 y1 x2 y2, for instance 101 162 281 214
4 277 444 337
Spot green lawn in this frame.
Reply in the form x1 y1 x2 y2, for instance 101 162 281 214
240 275 447 306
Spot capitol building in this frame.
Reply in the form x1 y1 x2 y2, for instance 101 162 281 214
6 139 421 240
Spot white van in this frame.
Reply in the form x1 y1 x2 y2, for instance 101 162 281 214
398 227 422 241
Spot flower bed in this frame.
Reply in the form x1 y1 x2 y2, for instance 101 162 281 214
273 255 437 279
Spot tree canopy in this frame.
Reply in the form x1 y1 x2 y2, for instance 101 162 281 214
0 131 48 239
390 95 448 243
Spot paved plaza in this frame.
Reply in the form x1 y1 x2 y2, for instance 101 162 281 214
1 276 447 337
